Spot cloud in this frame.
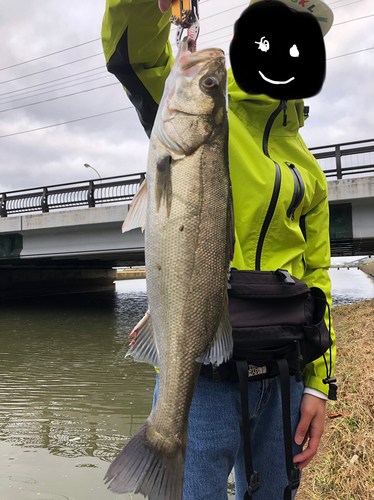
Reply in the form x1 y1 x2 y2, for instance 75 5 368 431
0 0 373 195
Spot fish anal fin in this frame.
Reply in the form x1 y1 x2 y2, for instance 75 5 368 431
156 155 172 217
122 178 148 233
126 311 159 367
196 293 233 365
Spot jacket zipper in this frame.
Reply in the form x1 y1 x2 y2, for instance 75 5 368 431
285 162 305 220
262 101 284 157
255 100 285 270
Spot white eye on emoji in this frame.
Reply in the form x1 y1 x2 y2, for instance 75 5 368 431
255 37 270 52
290 44 299 58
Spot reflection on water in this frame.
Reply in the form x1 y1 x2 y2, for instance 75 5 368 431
1 287 152 462
0 283 154 499
1 271 373 499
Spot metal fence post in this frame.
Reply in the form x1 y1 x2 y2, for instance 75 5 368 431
0 193 7 217
335 145 342 179
88 181 95 208
42 188 49 213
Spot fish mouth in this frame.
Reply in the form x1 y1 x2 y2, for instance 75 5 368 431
163 111 196 122
180 49 225 73
178 37 225 74
258 71 295 85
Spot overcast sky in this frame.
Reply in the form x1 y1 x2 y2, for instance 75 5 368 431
0 0 373 193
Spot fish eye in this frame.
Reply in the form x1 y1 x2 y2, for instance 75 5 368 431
290 44 299 58
201 76 219 90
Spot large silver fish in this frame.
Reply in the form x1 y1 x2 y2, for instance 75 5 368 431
105 38 234 500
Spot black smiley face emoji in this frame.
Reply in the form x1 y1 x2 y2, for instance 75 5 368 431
230 0 326 100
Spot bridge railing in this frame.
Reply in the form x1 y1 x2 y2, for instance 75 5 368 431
0 172 145 217
2 138 374 217
310 137 374 179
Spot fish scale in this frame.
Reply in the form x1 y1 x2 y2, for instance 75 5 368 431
105 37 234 500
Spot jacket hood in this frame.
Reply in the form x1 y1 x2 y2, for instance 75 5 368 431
227 68 307 136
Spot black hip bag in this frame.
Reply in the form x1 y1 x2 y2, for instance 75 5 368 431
200 269 336 500
201 268 334 387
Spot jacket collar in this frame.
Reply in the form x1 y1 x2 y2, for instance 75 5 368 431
227 68 306 136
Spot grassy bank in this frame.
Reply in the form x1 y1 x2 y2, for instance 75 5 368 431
297 299 374 499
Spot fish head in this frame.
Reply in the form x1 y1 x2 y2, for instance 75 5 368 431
153 39 227 157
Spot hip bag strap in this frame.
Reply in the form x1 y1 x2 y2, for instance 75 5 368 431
236 360 260 500
276 359 301 499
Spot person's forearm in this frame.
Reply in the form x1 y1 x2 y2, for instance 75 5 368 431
102 0 174 135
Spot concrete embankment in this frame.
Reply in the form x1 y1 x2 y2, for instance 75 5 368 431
116 270 146 280
359 262 374 277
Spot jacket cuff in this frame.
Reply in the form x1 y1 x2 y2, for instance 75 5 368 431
303 374 329 397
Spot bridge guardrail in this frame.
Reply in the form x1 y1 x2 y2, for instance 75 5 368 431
1 138 374 217
310 137 374 179
0 173 145 217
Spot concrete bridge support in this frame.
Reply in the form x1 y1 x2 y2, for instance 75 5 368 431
0 266 117 299
328 176 374 256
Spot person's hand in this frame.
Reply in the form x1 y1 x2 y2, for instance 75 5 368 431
158 0 172 13
293 394 326 470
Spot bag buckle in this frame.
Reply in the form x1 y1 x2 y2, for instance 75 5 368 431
288 466 301 490
274 269 295 285
247 471 260 495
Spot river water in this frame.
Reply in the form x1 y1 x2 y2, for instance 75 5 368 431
1 269 373 500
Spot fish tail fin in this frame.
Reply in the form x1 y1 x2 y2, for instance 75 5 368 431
104 421 185 500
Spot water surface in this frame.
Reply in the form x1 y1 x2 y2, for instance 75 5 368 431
1 271 373 500
0 283 152 500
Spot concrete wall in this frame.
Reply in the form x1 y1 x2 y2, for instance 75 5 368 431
351 198 374 239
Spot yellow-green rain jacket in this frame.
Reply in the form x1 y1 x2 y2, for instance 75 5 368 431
102 0 336 396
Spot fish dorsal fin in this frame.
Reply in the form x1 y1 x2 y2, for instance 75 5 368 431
126 311 159 367
122 178 148 233
156 155 172 217
196 293 233 365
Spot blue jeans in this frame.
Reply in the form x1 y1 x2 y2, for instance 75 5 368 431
153 374 304 500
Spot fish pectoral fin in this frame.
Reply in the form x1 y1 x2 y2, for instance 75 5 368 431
228 188 235 263
196 294 233 365
156 155 172 217
122 178 148 233
126 310 159 366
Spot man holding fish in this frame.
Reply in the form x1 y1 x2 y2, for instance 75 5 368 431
101 0 336 498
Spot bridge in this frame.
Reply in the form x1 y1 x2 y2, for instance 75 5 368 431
1 138 374 297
